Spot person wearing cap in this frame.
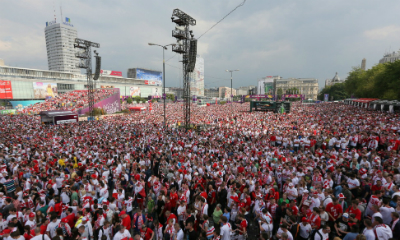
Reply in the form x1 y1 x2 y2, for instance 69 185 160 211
298 217 311 240
25 212 36 230
334 212 350 238
119 211 131 232
59 217 72 238
140 224 154 240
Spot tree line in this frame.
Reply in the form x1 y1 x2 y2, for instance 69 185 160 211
318 60 400 101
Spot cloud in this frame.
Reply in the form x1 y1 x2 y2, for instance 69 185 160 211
364 25 400 40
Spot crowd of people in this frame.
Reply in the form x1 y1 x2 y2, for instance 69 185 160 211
0 100 399 240
18 89 118 114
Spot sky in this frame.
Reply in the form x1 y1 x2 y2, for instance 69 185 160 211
1 0 400 89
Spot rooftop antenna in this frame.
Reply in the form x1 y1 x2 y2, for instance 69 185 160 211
53 0 56 22
60 1 63 22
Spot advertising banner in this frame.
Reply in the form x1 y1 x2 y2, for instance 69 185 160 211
100 70 123 77
136 68 162 86
0 109 16 114
78 90 121 115
33 82 58 99
151 88 161 97
10 100 45 110
101 85 114 88
245 95 274 99
324 94 329 102
0 80 13 99
129 87 141 97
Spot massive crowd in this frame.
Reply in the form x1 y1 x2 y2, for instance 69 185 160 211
18 89 118 114
0 100 399 240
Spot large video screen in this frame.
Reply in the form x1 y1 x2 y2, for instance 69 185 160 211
136 68 162 86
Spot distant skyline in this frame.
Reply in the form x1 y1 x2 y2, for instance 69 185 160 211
1 0 400 89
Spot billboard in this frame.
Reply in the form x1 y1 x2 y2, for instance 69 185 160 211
33 82 58 99
78 89 121 115
101 85 115 88
136 68 162 86
0 80 13 99
130 87 141 97
10 100 45 110
100 70 123 77
324 94 329 102
257 77 274 95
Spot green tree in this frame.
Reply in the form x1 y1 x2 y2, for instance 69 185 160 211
318 83 349 101
277 88 283 99
126 97 133 104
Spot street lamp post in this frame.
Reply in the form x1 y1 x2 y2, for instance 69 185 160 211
226 69 239 113
148 43 175 129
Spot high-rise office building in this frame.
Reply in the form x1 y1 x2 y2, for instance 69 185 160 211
44 18 80 74
361 58 366 70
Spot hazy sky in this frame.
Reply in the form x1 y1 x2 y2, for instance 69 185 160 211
1 0 400 89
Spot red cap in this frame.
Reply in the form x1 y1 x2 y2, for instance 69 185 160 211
91 174 97 179
29 212 35 218
119 211 126 216
1 229 11 235
302 217 309 222
61 218 69 223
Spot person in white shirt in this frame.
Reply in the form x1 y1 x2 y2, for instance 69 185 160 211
113 225 131 240
31 228 51 240
362 219 375 240
46 215 61 238
379 199 395 225
76 217 93 240
313 226 330 240
219 216 231 240
276 225 293 240
298 218 312 240
98 221 112 240
174 223 184 240
373 216 392 240
286 183 298 201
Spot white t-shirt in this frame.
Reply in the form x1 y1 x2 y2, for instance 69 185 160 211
113 229 131 240
220 223 231 240
299 223 312 239
31 235 51 240
314 229 329 240
176 229 184 240
362 228 375 240
276 229 293 240
380 206 395 225
46 220 61 238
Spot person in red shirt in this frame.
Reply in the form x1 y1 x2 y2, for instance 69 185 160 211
119 211 131 231
237 163 245 174
53 197 63 217
170 188 178 213
165 211 178 225
307 207 321 230
64 208 75 230
235 214 247 236
40 218 49 234
140 225 154 240
287 200 299 216
345 200 362 224
325 197 343 222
